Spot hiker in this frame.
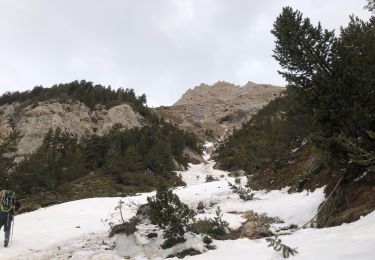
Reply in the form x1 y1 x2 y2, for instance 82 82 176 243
0 190 21 247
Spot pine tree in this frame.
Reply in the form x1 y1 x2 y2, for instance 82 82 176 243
271 7 375 170
271 6 336 115
365 0 375 12
266 236 298 258
0 130 22 189
147 182 196 248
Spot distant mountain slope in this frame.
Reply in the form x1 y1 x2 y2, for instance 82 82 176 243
0 101 143 161
0 81 202 211
156 81 284 140
0 80 149 160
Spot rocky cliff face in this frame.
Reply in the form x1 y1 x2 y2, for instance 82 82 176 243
0 100 144 160
155 81 284 140
0 81 283 160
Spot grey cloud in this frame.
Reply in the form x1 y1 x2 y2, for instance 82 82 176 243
0 0 371 106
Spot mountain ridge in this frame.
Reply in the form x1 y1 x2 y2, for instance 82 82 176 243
174 81 283 105
157 81 284 140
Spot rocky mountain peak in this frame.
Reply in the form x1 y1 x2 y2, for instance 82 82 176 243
157 81 284 140
174 81 241 105
174 81 283 106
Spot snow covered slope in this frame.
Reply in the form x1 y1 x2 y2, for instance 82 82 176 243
189 212 375 260
0 146 374 259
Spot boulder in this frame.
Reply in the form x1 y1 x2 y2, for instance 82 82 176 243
242 221 256 237
241 210 255 220
110 217 138 237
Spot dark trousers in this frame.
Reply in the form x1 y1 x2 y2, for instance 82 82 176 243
0 212 12 242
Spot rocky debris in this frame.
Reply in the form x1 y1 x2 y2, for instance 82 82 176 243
184 148 207 165
241 221 273 239
241 210 283 224
0 100 144 161
241 210 257 220
155 81 283 140
241 221 257 237
238 210 283 239
110 217 139 237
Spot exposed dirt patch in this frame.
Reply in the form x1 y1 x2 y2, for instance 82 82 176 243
248 144 375 227
317 177 375 227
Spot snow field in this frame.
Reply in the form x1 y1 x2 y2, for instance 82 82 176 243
187 211 375 260
0 142 373 259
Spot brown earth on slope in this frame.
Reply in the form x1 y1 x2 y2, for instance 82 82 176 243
155 81 284 140
248 144 375 227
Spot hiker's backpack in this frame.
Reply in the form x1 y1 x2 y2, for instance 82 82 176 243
0 190 15 213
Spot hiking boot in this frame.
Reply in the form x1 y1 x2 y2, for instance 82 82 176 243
4 240 8 247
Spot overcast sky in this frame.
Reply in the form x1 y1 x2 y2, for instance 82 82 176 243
0 0 371 106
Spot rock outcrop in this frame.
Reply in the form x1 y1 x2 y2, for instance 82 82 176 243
0 100 144 160
155 81 284 140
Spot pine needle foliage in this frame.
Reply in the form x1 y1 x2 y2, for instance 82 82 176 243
271 7 375 170
0 80 149 117
0 130 22 189
217 6 375 177
212 207 229 234
189 206 229 239
147 182 196 249
266 236 298 258
365 0 375 12
228 182 255 201
7 119 199 197
215 95 309 173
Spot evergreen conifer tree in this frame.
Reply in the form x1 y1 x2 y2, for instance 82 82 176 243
271 7 375 170
147 182 196 248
